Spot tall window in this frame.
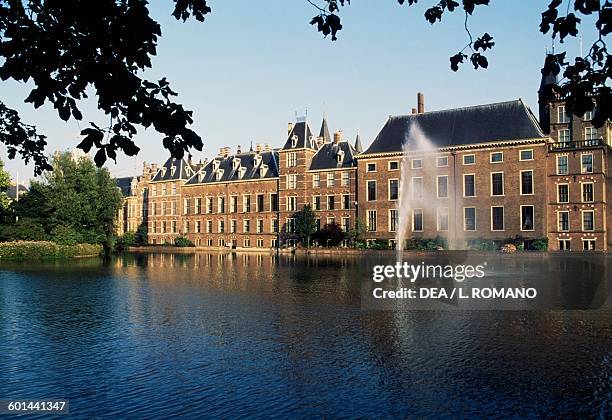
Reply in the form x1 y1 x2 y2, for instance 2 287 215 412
558 184 569 203
491 206 504 231
581 154 593 173
257 194 265 212
326 172 335 187
341 171 350 187
558 129 570 144
389 179 399 200
582 211 594 231
558 211 569 232
327 196 335 210
583 110 594 121
367 180 377 201
218 220 225 233
287 196 297 211
558 105 569 123
437 176 448 198
367 210 377 232
389 209 398 232
412 209 423 232
464 208 476 231
257 219 264 233
557 155 568 175
272 219 279 233
491 173 504 196
521 206 534 231
230 219 237 233
206 220 213 233
243 219 251 233
313 195 321 210
206 197 213 214
520 171 534 195
183 198 189 215
287 152 297 167
313 173 321 188
582 183 594 202
218 196 225 213
412 177 423 199
286 218 295 233
243 195 251 212
194 197 201 214
464 174 475 197
437 208 449 231
195 221 201 233
271 194 279 212
585 127 598 141
342 194 350 210
287 174 297 189
342 217 350 233
230 196 237 213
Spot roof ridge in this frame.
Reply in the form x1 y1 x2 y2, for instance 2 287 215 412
390 99 523 120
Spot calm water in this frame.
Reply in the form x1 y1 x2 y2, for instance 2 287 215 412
0 252 610 418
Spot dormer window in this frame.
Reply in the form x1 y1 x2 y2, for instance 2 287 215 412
185 166 192 176
233 157 241 170
198 171 206 182
238 167 247 179
260 164 268 178
215 169 224 181
291 135 298 148
212 160 220 171
337 150 345 164
170 165 176 176
161 167 167 177
254 154 262 167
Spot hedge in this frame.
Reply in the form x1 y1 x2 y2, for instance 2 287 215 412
0 241 102 260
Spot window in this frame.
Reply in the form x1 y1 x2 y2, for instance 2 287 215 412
183 221 189 234
412 177 423 199
463 154 475 165
342 194 350 210
389 179 399 200
313 195 321 210
183 198 189 215
229 196 237 213
161 184 167 196
367 180 377 201
582 183 594 202
437 156 448 167
558 184 569 203
367 210 377 231
326 217 335 226
519 149 533 161
151 185 157 196
171 201 176 215
411 159 422 169
464 174 475 197
491 172 504 196
367 163 376 172
207 220 213 233
218 196 225 213
584 110 594 121
341 171 350 186
326 172 335 187
193 197 201 214
464 208 476 231
558 129 570 144
206 197 213 214
313 173 321 188
206 239 213 247
559 239 571 250
583 239 596 250
287 196 297 211
327 196 335 210
389 161 399 170
287 152 297 167
257 219 264 233
171 183 177 195
437 208 449 231
243 219 251 233
257 194 264 212
585 127 598 141
558 211 569 231
218 220 225 233
243 239 251 248
243 195 251 212
150 221 156 234
491 206 504 231
342 217 350 233
230 219 237 233
285 218 295 233
521 205 534 231
287 174 297 189
271 194 279 212
171 221 177 233
257 239 264 248
581 154 593 173
558 105 570 123
389 209 398 232
557 155 568 175
490 152 503 163
272 219 279 233
437 176 448 198
412 209 423 232
520 170 534 195
195 221 201 233
582 211 594 231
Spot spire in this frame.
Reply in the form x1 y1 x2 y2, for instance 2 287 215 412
319 115 331 143
354 129 363 153
249 140 253 152
538 54 559 135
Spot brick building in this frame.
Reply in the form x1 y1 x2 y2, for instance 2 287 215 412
115 162 155 236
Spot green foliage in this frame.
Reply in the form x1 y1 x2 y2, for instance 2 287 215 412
293 205 318 246
405 236 447 251
346 220 366 246
114 232 136 251
0 241 101 260
0 218 47 241
368 239 390 250
174 236 195 247
134 223 148 245
468 239 498 251
51 224 83 245
529 238 549 251
0 159 10 211
313 222 345 247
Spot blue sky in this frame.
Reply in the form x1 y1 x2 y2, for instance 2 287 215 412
1 1 597 180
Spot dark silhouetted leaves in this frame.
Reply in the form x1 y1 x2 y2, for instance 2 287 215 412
474 33 494 51
450 52 467 71
470 52 488 69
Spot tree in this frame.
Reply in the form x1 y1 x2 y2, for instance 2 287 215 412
0 159 10 212
346 219 366 247
293 205 318 247
314 222 345 247
134 223 148 245
308 1 611 127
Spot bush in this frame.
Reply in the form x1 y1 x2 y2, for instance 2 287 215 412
0 218 48 242
114 232 136 251
174 236 195 247
313 223 345 247
468 239 498 251
368 239 390 250
134 224 148 245
51 224 83 245
405 236 447 251
0 241 102 260
529 238 548 251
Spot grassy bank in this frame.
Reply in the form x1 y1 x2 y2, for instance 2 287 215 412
0 241 102 261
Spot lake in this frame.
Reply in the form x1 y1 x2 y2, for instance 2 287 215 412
0 252 610 418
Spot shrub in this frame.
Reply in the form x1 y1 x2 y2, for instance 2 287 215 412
134 224 148 245
368 239 390 250
529 238 549 251
313 223 345 247
0 218 48 241
0 241 102 260
405 236 447 251
174 236 195 247
114 232 136 251
468 239 498 251
51 224 83 245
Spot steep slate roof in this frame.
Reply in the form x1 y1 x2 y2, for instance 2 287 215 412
281 121 316 150
115 177 134 196
319 117 331 143
151 157 195 182
309 141 358 170
354 131 363 153
185 150 279 185
7 184 28 200
363 99 545 155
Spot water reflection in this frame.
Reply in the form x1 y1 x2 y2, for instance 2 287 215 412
0 253 610 418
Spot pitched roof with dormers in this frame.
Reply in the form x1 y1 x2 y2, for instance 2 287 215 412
185 150 279 185
309 141 358 170
281 121 317 150
151 157 196 182
363 99 545 155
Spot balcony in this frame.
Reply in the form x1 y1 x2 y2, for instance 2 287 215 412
548 139 604 152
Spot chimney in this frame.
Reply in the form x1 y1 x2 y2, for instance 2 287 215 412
187 154 193 166
219 147 230 157
151 163 158 173
333 131 343 144
255 143 263 153
237 145 242 154
417 92 425 114
288 122 294 135
411 108 417 115
264 144 272 152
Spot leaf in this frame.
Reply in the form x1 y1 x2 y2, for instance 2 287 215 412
450 52 467 71
94 148 107 167
473 33 495 51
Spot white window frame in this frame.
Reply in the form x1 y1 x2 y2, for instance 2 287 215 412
312 173 321 188
520 170 534 195
490 172 504 196
581 153 593 174
557 211 570 232
519 149 534 161
558 105 569 123
491 206 505 231
366 180 377 202
463 207 476 231
581 210 595 231
436 175 449 198
411 158 422 169
388 161 399 171
490 152 503 163
437 207 449 232
412 208 423 232
463 173 476 197
436 156 449 167
388 209 398 232
520 205 535 232
557 183 569 203
388 179 399 201
366 163 376 172
556 155 569 175
462 154 475 165
582 182 594 203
